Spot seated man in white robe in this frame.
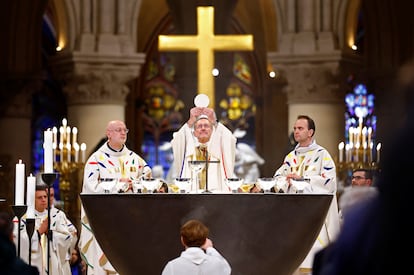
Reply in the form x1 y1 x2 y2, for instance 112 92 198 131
79 120 151 275
13 184 77 275
272 115 340 274
170 101 236 193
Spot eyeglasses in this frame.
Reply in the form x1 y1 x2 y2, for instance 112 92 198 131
352 176 366 180
195 123 212 130
110 128 129 134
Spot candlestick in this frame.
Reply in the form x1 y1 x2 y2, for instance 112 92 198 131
345 144 350 163
15 160 25 205
348 127 353 145
44 129 54 173
26 174 36 219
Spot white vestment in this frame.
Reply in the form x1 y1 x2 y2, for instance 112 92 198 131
13 207 77 275
161 247 231 275
274 140 340 269
79 142 150 275
171 123 236 192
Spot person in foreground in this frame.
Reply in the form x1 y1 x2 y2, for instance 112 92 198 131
161 219 231 275
272 115 340 274
1 211 39 275
312 62 414 275
79 120 152 275
170 100 236 192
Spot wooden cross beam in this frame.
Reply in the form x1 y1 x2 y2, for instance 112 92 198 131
158 6 254 108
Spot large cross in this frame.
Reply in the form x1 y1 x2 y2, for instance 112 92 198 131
158 6 254 108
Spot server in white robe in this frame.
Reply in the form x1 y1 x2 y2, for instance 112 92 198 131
161 219 231 275
13 184 77 275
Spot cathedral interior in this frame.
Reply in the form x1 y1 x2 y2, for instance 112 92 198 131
1 0 414 232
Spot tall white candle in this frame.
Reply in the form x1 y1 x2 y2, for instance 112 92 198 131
26 174 36 218
44 129 54 173
15 160 25 205
66 126 71 145
81 143 87 163
338 142 344 163
369 141 373 163
363 142 367 163
72 127 78 145
376 143 382 163
74 143 80 163
67 143 71 162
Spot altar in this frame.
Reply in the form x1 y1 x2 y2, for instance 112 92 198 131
80 193 333 275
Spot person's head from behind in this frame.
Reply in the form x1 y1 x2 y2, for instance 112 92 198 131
180 219 209 248
106 120 129 149
293 115 315 146
0 212 13 241
35 184 48 212
193 117 214 144
352 168 373 187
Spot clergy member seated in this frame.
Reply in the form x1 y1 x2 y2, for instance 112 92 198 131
13 184 77 275
170 95 236 193
161 219 231 275
79 120 152 275
272 115 340 274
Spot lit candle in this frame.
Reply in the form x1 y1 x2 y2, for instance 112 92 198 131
362 127 367 145
72 127 78 145
367 127 372 146
345 144 350 163
59 143 64 162
52 127 57 163
44 129 54 173
74 143 80 163
67 143 71 162
338 142 344 163
59 126 64 145
81 143 87 163
26 174 36 218
355 142 360 162
369 141 373 163
376 143 382 163
348 127 353 144
15 160 25 205
66 126 71 145
363 142 367 163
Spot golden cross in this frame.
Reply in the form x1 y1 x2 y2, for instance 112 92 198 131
158 6 254 108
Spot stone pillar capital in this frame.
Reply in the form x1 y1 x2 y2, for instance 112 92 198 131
268 51 362 104
51 52 146 105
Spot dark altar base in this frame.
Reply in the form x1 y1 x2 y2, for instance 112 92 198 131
80 193 332 275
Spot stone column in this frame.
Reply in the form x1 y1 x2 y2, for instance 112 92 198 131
52 52 146 156
0 80 41 203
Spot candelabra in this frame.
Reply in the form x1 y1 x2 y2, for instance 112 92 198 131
336 118 382 187
52 118 86 234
